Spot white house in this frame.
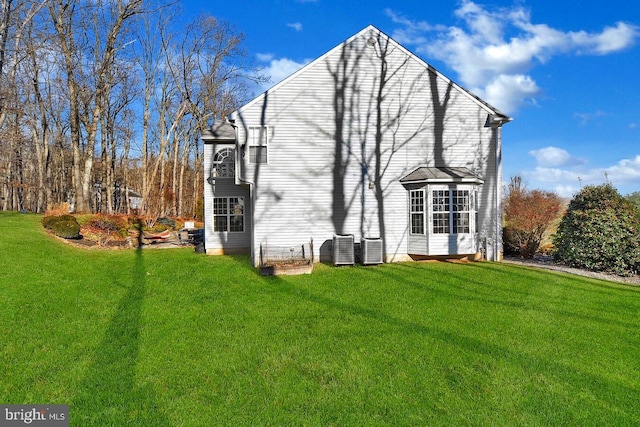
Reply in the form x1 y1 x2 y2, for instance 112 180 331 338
201 25 511 267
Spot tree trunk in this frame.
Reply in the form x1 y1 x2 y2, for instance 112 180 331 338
177 133 191 217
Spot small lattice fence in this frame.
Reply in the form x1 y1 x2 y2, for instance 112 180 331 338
260 240 314 268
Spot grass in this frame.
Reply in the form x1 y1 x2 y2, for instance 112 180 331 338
1 211 639 426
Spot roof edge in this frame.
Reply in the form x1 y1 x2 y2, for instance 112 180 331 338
400 167 485 185
201 119 237 143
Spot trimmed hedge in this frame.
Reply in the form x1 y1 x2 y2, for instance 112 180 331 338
42 214 75 229
42 215 81 239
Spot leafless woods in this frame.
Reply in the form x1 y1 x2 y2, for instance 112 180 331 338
0 0 264 216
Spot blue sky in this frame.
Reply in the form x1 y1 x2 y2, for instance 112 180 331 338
183 0 640 197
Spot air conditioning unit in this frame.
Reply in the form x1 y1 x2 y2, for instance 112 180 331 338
361 237 383 265
332 234 355 265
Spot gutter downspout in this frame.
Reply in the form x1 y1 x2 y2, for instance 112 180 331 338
495 124 503 261
230 118 257 267
489 114 512 261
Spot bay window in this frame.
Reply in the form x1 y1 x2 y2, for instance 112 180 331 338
408 186 476 236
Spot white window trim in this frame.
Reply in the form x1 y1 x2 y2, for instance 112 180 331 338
409 189 426 235
248 126 268 164
429 184 474 235
213 196 245 233
408 185 477 236
431 188 451 234
213 148 235 179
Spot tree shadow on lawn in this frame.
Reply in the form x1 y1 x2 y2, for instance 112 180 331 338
385 261 640 331
71 246 172 426
267 267 639 416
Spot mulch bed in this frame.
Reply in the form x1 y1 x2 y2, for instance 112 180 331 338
49 231 185 250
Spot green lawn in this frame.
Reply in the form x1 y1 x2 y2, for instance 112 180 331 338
1 211 639 426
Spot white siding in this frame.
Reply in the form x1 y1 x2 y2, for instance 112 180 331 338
215 26 506 265
203 143 251 254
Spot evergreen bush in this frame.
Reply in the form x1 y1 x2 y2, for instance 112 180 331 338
43 215 81 239
42 215 60 229
42 214 76 229
553 184 640 276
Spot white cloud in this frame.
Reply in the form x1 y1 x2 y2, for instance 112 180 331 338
529 146 575 167
477 74 539 113
384 8 447 42
257 55 310 89
527 166 583 183
387 1 639 114
553 185 582 199
256 53 273 63
523 154 640 197
582 22 639 55
606 155 640 184
573 111 607 126
287 22 303 32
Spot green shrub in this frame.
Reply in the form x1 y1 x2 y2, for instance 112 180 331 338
49 216 81 239
74 214 95 226
42 215 60 229
42 214 77 230
553 183 640 276
626 191 640 211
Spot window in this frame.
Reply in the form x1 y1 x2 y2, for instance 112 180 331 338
432 189 470 234
213 148 235 178
410 190 425 234
213 197 244 232
248 126 268 164
451 190 470 234
432 190 450 234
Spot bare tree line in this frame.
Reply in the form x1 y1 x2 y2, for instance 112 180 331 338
0 0 263 217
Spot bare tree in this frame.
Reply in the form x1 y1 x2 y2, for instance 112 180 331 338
0 0 46 211
47 0 143 212
1 0 259 216
139 12 259 218
23 20 52 212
